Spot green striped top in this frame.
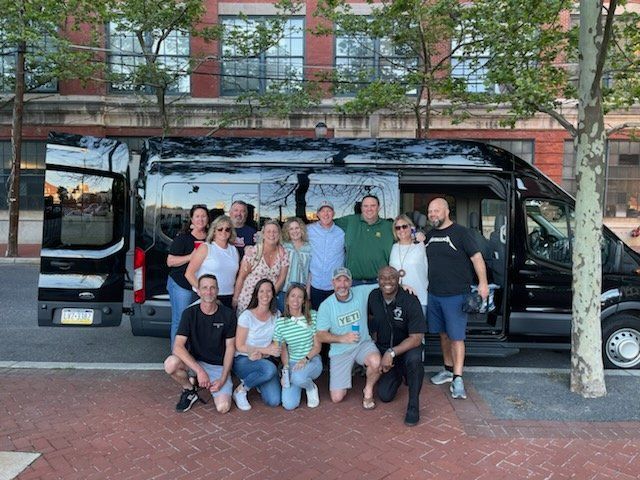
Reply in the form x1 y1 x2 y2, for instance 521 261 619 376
273 312 317 363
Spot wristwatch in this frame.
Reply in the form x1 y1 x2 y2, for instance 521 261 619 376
386 348 396 358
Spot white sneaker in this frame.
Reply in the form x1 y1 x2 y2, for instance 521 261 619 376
305 382 320 408
233 385 252 411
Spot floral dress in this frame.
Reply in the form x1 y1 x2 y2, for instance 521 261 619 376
237 245 289 313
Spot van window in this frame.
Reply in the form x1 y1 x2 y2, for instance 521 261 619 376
160 182 259 239
260 182 389 223
42 170 122 248
525 199 574 265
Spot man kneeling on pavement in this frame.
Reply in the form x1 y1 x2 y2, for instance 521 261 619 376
368 266 426 426
164 274 237 413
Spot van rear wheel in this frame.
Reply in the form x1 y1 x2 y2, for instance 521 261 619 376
602 314 640 369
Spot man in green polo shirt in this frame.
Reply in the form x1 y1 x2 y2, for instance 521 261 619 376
335 194 394 285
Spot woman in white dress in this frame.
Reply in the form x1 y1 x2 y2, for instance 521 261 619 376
389 213 429 317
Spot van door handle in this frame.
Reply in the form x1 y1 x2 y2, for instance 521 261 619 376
51 260 72 270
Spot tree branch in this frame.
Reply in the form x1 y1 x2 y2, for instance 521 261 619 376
533 103 577 137
595 0 617 84
606 122 640 136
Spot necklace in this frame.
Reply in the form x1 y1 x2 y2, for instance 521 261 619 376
397 243 414 280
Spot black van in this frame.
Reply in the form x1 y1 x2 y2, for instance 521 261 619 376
38 133 640 369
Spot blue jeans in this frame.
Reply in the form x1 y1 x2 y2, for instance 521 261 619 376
167 276 197 350
233 355 281 407
282 355 323 410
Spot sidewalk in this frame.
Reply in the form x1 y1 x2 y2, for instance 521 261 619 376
0 244 40 264
2 367 639 479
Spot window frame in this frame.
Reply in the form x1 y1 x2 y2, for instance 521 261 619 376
106 21 192 95
219 16 305 96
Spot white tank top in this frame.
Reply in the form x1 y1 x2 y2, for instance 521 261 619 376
197 242 240 295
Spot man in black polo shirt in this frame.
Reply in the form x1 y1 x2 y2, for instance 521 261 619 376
164 274 237 413
368 266 426 426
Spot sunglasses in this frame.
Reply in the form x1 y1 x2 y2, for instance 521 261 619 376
394 224 410 231
216 227 231 232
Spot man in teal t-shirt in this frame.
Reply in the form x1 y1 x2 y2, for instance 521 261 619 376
316 267 381 409
335 194 394 284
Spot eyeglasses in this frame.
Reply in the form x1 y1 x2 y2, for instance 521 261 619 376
394 224 410 231
216 227 231 232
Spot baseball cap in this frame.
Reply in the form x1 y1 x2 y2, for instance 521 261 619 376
332 267 352 281
317 200 334 212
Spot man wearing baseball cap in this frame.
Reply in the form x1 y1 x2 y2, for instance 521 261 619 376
307 200 345 309
316 267 381 409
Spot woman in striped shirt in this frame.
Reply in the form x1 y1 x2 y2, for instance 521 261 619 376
274 284 322 410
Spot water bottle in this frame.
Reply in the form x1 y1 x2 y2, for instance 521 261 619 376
351 322 360 341
281 365 290 389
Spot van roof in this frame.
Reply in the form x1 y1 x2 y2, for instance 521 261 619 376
143 136 529 173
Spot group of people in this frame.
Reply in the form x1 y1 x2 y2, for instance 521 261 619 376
163 195 489 427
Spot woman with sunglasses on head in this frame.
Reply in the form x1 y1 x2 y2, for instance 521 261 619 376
232 279 282 410
233 219 289 313
278 217 312 312
186 215 240 309
274 284 322 410
389 214 429 317
167 205 210 348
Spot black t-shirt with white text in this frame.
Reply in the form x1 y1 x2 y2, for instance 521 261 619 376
368 288 426 351
176 303 237 365
425 223 479 296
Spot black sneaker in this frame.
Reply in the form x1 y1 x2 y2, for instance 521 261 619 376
404 406 419 427
175 388 198 412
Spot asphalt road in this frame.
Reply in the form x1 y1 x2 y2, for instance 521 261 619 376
0 264 572 367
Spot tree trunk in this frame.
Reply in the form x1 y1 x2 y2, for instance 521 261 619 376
6 41 26 257
570 0 606 398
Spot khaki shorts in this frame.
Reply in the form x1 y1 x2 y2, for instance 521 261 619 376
329 340 379 391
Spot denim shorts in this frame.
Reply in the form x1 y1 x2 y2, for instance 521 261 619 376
427 293 468 341
188 361 233 398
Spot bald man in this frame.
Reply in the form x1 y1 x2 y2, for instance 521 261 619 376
425 198 488 400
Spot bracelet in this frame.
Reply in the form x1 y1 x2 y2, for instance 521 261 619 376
304 356 311 362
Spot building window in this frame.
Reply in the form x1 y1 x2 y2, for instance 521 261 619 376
335 32 416 95
562 140 640 219
0 30 58 93
478 139 534 164
220 17 304 96
107 22 191 94
451 35 497 94
0 141 47 210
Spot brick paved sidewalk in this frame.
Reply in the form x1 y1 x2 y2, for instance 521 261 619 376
2 369 639 480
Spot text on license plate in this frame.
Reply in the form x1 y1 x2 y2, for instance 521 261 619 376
61 308 94 325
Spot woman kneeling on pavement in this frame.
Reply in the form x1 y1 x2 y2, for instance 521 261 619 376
274 284 322 410
232 279 282 410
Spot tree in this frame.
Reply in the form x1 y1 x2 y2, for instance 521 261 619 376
106 0 219 134
312 0 484 138
1 0 107 257
466 0 640 397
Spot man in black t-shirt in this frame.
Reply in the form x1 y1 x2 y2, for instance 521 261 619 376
229 200 256 258
425 198 488 401
164 274 237 413
368 266 426 426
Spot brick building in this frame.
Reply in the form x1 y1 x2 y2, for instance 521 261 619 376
1 0 639 246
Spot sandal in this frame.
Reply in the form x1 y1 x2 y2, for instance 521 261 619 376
362 394 376 410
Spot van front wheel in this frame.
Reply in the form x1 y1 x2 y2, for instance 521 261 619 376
602 314 640 369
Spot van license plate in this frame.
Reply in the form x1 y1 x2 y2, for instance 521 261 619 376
61 308 94 325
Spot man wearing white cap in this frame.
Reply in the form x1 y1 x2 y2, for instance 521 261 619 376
316 267 381 409
307 200 345 309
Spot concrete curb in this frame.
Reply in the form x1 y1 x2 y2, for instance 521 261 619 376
0 257 40 265
1 361 639 377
